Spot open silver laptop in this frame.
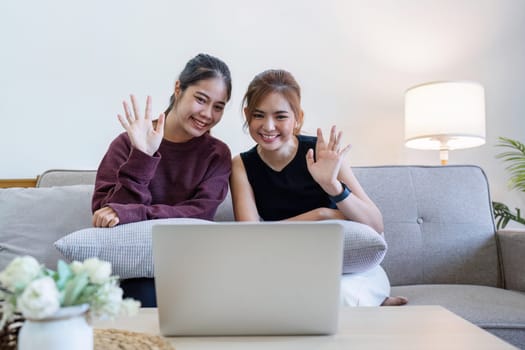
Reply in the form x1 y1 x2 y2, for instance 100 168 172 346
152 221 344 336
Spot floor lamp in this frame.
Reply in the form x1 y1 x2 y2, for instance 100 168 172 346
404 81 486 165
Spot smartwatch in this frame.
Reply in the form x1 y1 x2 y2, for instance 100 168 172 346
330 182 351 203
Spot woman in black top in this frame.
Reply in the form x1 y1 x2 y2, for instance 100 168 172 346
230 69 407 306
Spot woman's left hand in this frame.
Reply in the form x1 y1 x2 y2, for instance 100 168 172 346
306 126 351 196
92 206 120 227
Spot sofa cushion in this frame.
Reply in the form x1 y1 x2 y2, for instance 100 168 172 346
354 165 499 287
391 284 525 349
0 185 93 270
55 219 387 279
213 190 235 221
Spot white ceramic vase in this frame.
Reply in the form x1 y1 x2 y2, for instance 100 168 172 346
18 304 93 350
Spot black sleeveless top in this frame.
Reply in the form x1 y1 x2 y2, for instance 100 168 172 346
240 135 336 221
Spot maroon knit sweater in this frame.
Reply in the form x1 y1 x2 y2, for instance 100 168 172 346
92 132 231 224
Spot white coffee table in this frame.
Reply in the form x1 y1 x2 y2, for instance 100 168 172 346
94 306 516 349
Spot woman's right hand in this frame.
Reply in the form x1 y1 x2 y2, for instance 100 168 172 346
316 207 346 220
286 207 346 221
117 94 165 156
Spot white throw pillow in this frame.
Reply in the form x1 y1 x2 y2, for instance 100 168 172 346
0 185 93 270
334 220 388 274
55 218 386 279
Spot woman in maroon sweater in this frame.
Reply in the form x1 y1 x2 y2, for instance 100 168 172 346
92 54 232 306
92 53 232 227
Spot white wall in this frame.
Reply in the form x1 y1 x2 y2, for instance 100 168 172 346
1 0 524 213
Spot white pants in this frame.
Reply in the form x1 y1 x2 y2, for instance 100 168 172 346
340 265 391 306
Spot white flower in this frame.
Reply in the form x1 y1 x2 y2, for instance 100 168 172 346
70 258 112 284
79 258 112 285
0 256 41 292
17 276 60 319
70 260 84 275
91 282 123 319
120 298 141 316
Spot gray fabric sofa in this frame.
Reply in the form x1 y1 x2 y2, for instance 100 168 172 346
14 165 525 348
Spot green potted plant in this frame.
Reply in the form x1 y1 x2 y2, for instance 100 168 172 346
492 137 525 229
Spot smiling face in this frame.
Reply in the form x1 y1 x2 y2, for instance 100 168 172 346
246 92 300 152
168 77 228 142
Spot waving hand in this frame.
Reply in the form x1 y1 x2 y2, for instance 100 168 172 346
117 94 165 156
306 126 351 194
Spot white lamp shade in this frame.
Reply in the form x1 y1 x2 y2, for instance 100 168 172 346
404 81 486 150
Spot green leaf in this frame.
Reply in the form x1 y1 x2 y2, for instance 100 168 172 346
61 272 89 306
493 137 525 228
43 268 56 279
75 285 99 305
496 136 525 193
55 260 72 290
492 200 525 229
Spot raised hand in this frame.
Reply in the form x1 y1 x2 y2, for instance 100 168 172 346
117 94 165 156
306 126 351 195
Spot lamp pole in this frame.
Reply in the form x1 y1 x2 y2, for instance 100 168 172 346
438 137 449 165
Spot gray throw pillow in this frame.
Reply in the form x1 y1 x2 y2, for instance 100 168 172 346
0 185 93 270
54 218 210 279
55 218 386 279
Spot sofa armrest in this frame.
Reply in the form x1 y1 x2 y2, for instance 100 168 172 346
497 229 525 292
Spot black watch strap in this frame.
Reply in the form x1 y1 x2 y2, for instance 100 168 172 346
330 182 351 203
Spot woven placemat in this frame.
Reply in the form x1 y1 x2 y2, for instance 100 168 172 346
94 328 174 350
